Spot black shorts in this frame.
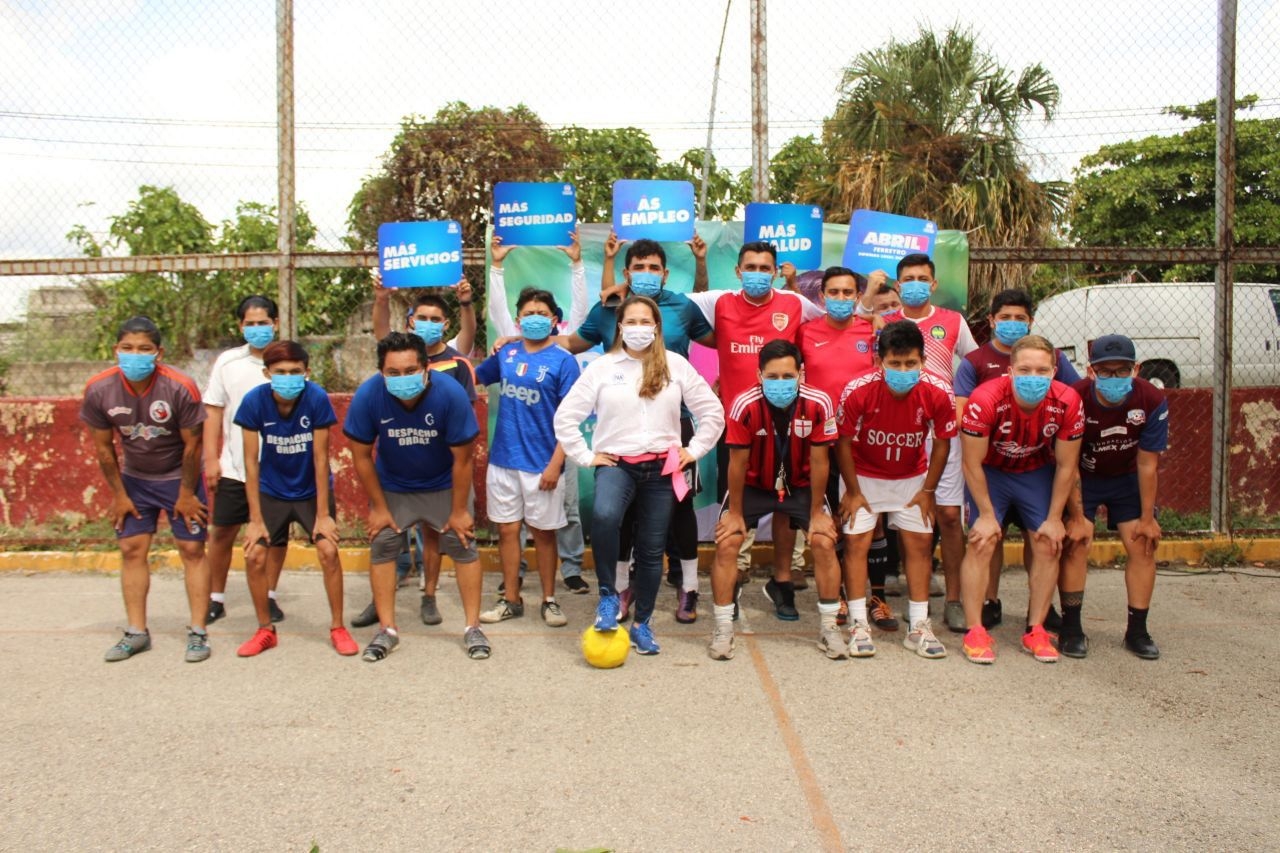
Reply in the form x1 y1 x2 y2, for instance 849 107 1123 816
1082 473 1143 529
260 492 338 547
728 485 816 531
211 477 250 527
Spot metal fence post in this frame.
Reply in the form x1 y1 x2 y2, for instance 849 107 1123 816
1210 0 1237 534
749 0 768 203
276 0 297 339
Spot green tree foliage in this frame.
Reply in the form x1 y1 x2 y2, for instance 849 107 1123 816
347 102 563 249
552 126 663 223
768 135 828 205
783 26 1066 305
1070 96 1280 284
69 187 358 357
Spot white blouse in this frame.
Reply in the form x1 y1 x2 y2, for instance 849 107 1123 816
553 348 724 467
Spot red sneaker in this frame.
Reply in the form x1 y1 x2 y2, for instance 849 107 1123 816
962 625 996 664
330 626 358 656
237 626 278 657
1021 625 1059 663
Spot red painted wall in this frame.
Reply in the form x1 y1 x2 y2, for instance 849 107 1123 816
2 389 1277 528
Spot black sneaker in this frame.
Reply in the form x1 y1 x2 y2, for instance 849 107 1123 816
666 564 680 588
732 578 745 622
268 598 285 623
1124 632 1160 660
763 578 799 621
206 600 225 624
1044 604 1062 633
867 595 899 632
982 598 1003 629
1058 632 1089 659
351 601 379 628
563 575 590 595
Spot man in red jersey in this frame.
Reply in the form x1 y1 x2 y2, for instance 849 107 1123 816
958 335 1084 665
81 316 212 663
836 321 956 659
708 340 842 661
1059 335 1169 660
953 288 1082 632
863 253 978 631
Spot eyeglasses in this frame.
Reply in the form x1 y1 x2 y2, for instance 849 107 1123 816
1093 366 1134 378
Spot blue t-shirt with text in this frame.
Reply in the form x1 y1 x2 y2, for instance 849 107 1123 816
233 381 337 501
476 342 580 473
342 370 479 493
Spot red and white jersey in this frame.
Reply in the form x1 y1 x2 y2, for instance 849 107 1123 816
961 375 1085 473
798 316 877 405
714 290 804 409
837 371 957 480
725 384 836 491
882 305 977 383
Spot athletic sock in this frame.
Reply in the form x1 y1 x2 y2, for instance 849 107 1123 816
713 604 734 626
615 564 631 593
908 599 928 626
384 626 398 636
1061 590 1084 635
127 625 146 636
817 599 839 629
868 536 889 588
210 592 225 603
268 590 278 601
1127 606 1150 637
870 586 887 602
681 558 699 592
850 597 868 624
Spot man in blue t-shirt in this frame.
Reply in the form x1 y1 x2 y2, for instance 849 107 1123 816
233 340 358 659
474 288 580 629
343 332 487 662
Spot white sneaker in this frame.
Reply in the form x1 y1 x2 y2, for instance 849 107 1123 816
818 625 848 659
904 618 947 659
708 622 736 660
848 620 877 657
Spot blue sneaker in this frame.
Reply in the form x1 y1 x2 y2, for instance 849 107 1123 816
594 594 620 632
630 621 661 655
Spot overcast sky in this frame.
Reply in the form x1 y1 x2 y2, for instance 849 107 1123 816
1 0 1277 318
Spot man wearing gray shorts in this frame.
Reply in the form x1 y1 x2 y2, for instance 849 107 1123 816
344 332 488 661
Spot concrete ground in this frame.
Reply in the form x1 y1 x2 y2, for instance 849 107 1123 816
1 566 1277 852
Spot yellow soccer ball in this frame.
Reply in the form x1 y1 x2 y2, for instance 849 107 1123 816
581 625 630 669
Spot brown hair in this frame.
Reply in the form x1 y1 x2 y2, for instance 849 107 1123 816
611 295 670 399
1010 334 1054 364
262 340 309 368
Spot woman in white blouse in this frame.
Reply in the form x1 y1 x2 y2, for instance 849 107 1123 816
554 295 724 655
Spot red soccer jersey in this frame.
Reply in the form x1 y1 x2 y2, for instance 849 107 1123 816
883 305 971 383
798 315 877 405
714 290 804 409
725 384 836 491
1072 377 1170 478
837 371 958 480
961 376 1084 472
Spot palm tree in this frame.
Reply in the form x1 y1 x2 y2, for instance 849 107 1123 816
806 26 1067 306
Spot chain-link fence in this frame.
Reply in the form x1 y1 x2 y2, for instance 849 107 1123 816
2 0 1278 533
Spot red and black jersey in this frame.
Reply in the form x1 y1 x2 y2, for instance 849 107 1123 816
961 376 1084 472
725 384 836 491
1073 377 1170 478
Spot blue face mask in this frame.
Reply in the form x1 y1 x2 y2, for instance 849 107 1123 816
825 298 855 321
762 378 799 408
900 280 932 307
270 374 305 400
741 271 775 298
994 320 1029 346
883 368 921 394
243 325 275 349
1095 376 1133 404
117 352 157 382
629 272 663 299
520 314 554 341
413 320 445 345
1012 374 1052 405
385 372 425 400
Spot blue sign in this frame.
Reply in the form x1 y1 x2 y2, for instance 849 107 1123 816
612 179 695 242
744 203 824 270
377 220 463 288
493 182 577 247
842 209 937 279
